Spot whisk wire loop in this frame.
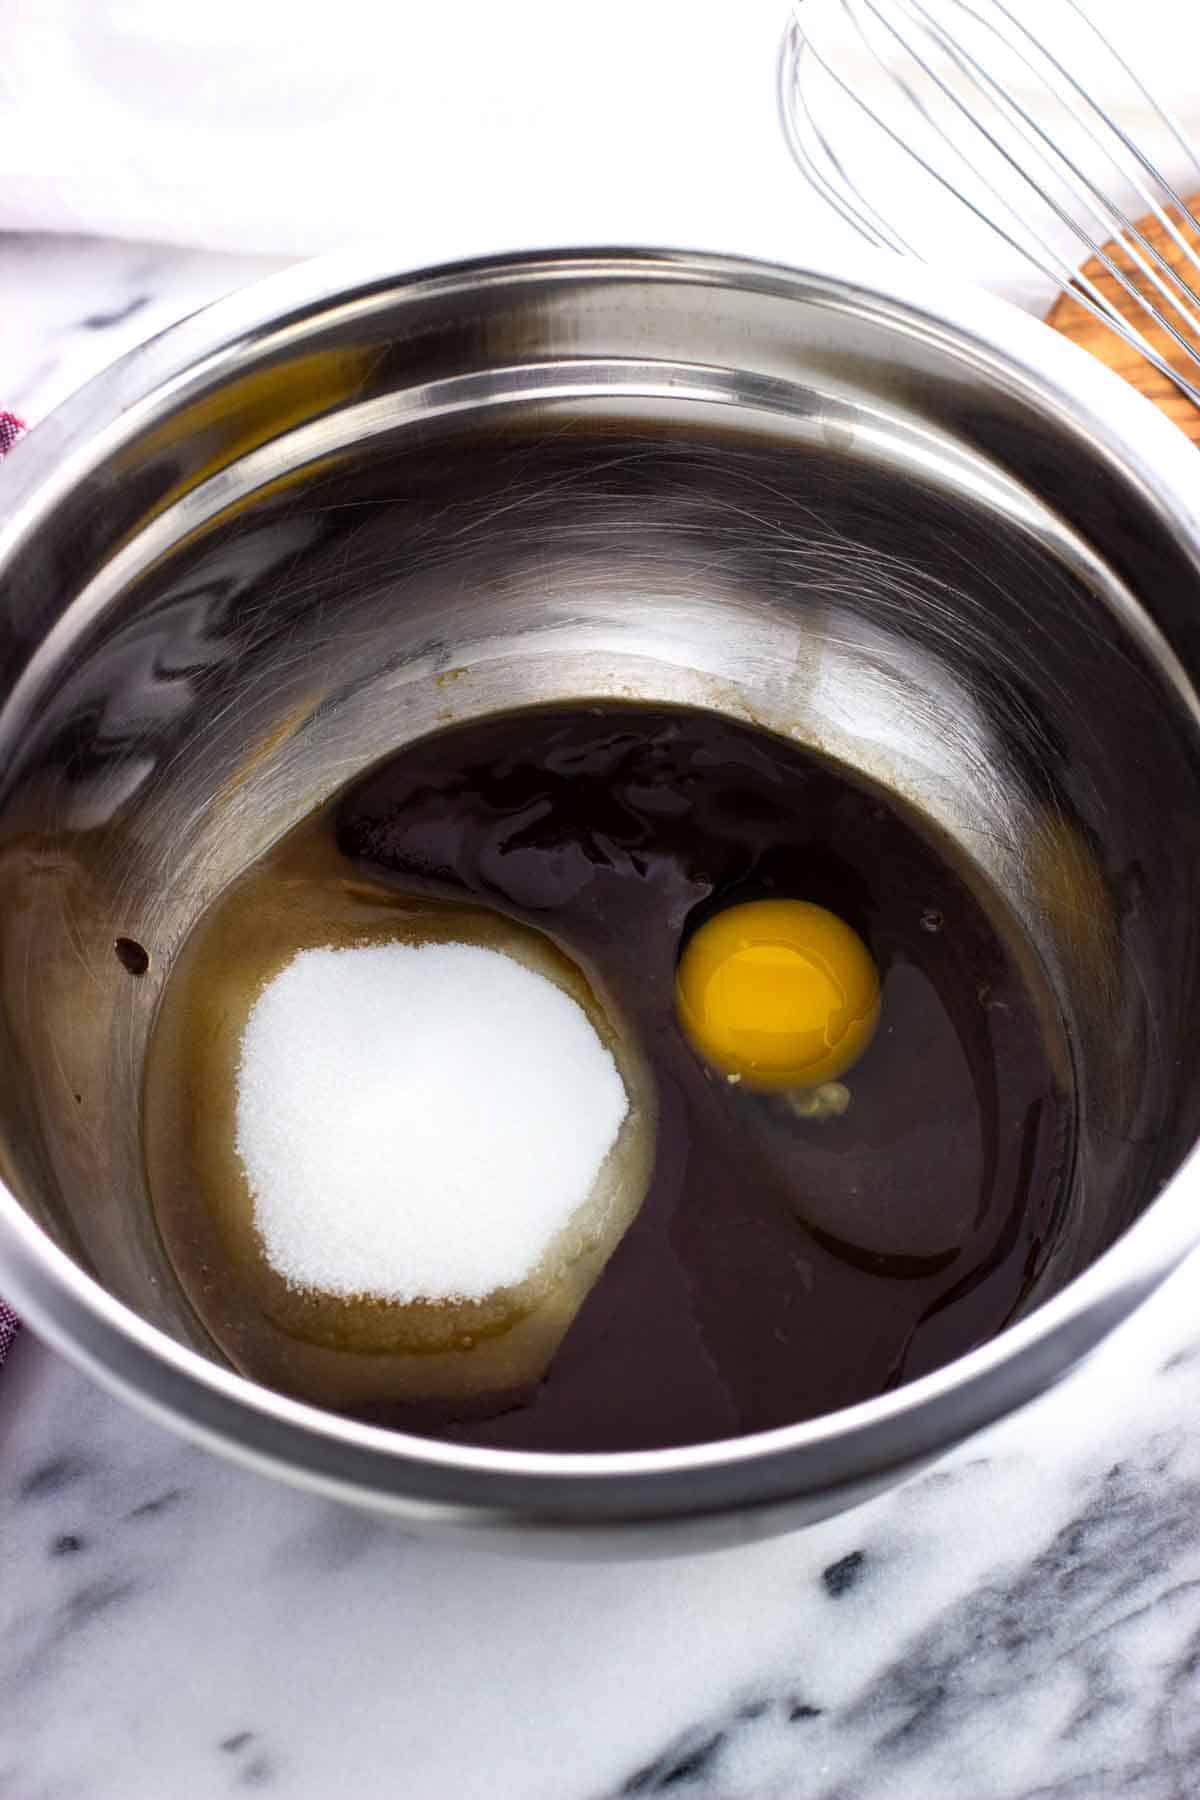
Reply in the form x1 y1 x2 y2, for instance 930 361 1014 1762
779 0 1200 407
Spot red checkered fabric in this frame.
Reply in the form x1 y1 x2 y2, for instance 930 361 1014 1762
0 412 25 456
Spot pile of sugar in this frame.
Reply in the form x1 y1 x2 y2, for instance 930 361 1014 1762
234 941 630 1303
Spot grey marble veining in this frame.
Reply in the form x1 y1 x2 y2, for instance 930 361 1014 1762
5 1272 1200 1800
2 231 1200 1800
0 232 288 422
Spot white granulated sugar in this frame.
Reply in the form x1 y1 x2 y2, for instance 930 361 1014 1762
234 941 630 1303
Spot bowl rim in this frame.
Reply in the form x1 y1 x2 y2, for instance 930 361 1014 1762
3 240 1200 1529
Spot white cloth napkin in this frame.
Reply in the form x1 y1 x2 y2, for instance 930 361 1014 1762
2 0 1197 313
0 1 819 266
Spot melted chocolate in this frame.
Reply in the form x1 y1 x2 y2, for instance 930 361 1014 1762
322 704 1074 1450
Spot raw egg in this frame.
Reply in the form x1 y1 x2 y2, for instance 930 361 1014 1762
675 898 880 1090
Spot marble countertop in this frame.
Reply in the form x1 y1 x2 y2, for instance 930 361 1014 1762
3 232 1200 1800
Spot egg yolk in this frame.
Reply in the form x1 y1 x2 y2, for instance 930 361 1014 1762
675 899 880 1091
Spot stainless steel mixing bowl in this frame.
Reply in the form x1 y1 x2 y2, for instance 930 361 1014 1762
3 246 1200 1552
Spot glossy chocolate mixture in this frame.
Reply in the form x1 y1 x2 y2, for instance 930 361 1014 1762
319 703 1073 1450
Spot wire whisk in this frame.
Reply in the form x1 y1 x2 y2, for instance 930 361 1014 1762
779 0 1200 408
